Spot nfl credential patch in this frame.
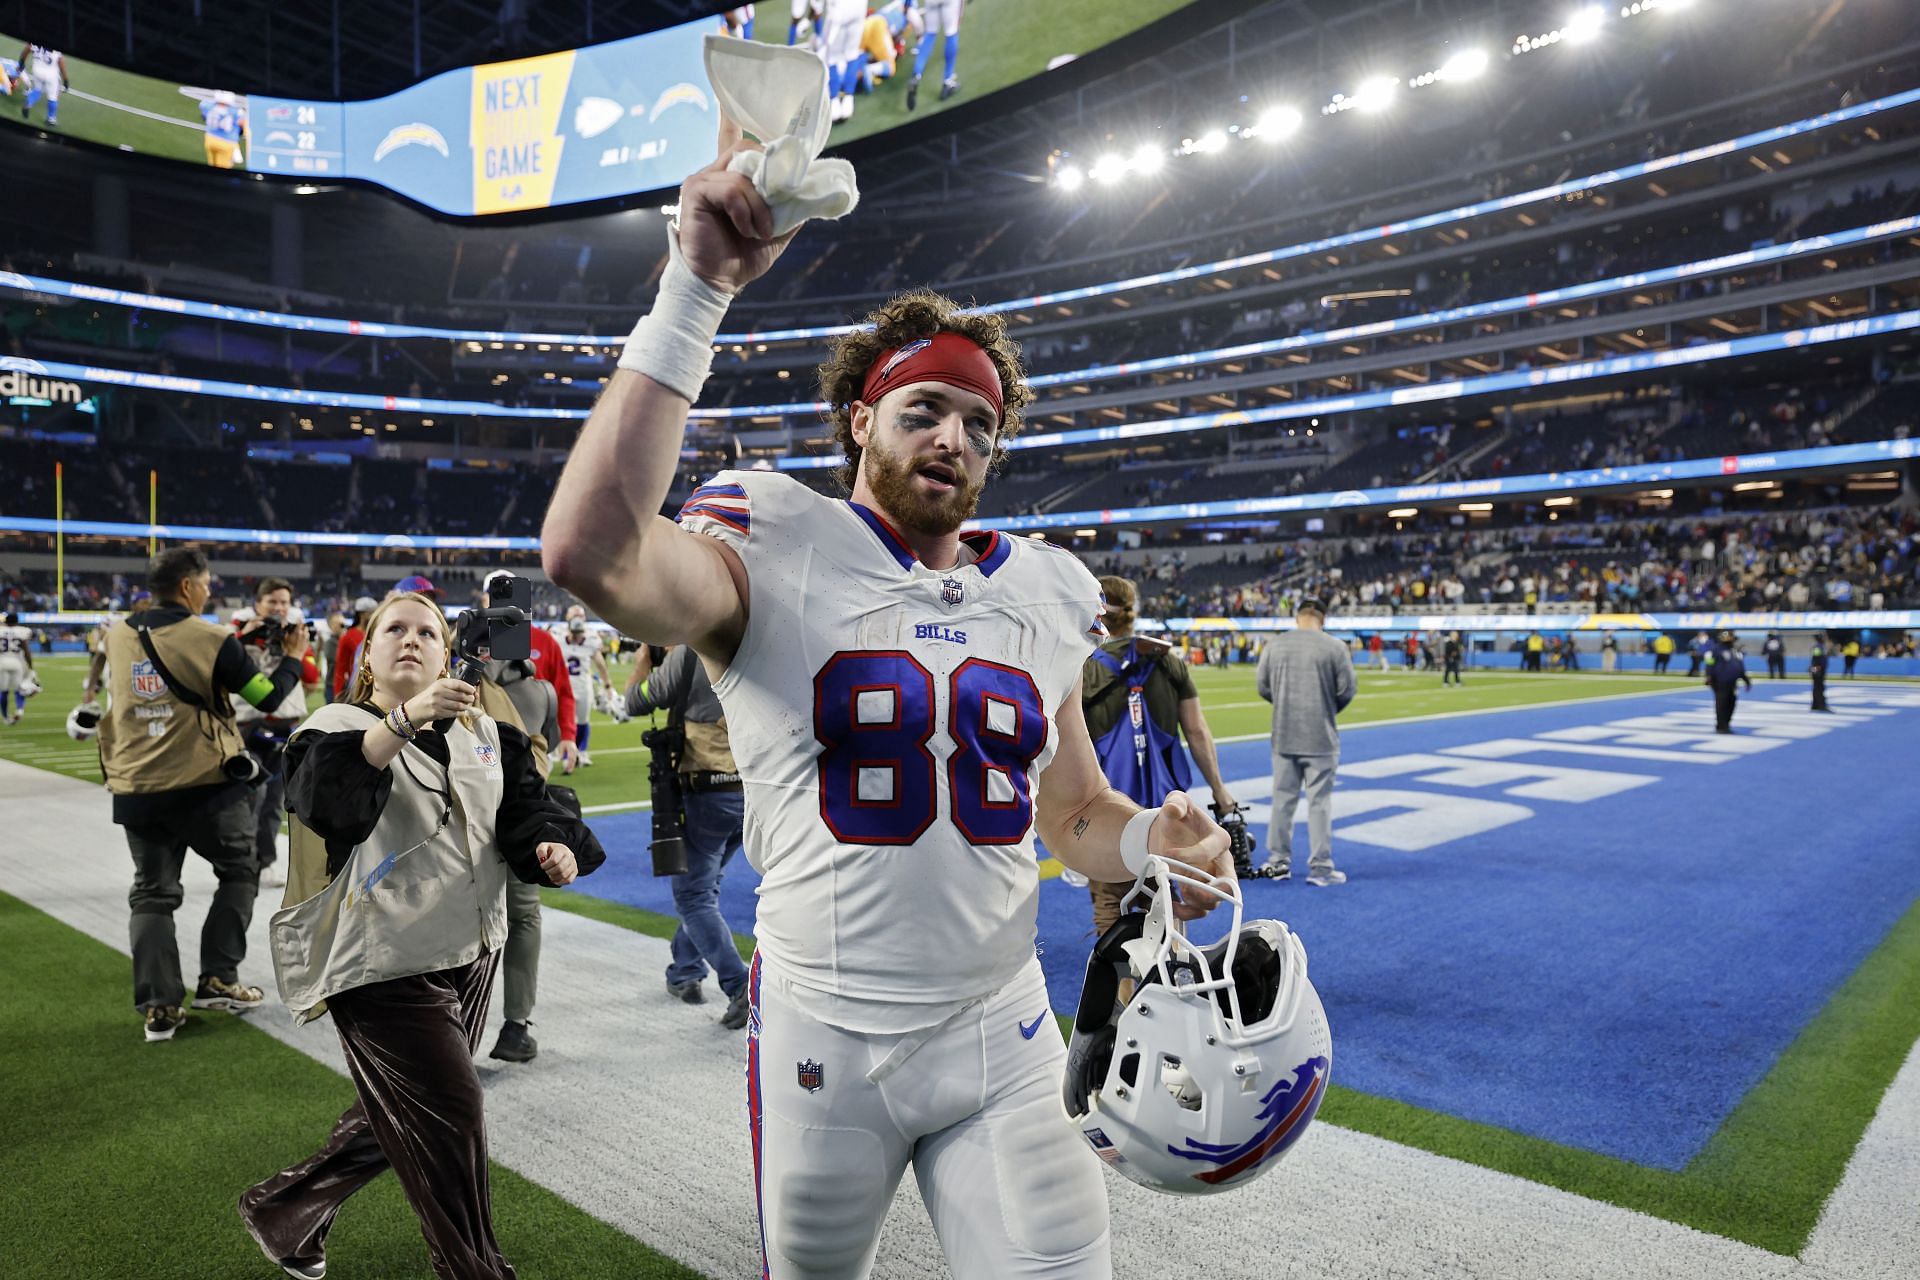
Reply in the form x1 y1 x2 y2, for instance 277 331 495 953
796 1058 825 1093
129 657 168 700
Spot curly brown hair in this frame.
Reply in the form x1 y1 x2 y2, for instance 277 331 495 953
816 289 1032 493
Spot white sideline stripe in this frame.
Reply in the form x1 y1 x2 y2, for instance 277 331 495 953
64 87 204 131
1800 1038 1920 1277
581 799 651 814
4 756 1911 1278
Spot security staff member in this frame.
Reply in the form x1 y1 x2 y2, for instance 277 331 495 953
231 576 322 882
628 643 752 1031
1809 634 1833 712
1762 631 1786 680
1081 576 1239 931
1652 631 1676 674
98 546 306 1043
1703 629 1752 734
1442 631 1464 685
1601 631 1619 673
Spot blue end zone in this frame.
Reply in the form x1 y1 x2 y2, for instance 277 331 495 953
570 681 1920 1171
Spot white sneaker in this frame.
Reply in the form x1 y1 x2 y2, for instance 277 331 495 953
579 752 593 767
1306 869 1348 887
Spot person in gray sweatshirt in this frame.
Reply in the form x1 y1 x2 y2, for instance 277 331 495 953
1255 598 1356 885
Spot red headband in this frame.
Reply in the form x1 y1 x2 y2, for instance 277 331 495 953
860 331 1004 421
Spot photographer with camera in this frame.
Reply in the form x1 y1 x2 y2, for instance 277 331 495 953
1081 576 1245 933
238 589 604 1280
468 570 578 1063
231 577 324 883
97 546 307 1043
626 642 750 1031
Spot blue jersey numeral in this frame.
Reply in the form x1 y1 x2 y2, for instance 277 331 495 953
813 651 1046 845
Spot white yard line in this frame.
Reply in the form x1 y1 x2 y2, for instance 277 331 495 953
1216 682 1706 744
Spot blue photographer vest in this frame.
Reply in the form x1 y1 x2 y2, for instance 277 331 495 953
1087 642 1193 808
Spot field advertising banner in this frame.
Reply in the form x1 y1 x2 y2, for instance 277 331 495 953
3 1 1192 216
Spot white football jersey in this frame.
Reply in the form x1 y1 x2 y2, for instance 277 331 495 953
28 46 61 77
0 624 32 662
558 630 601 714
679 470 1107 1032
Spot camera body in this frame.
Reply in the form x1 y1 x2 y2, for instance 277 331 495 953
642 723 688 877
245 614 290 648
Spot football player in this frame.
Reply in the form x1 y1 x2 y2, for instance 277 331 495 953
200 88 247 168
904 0 964 111
545 120 1233 1279
558 607 613 765
822 0 867 123
0 611 34 724
17 42 67 127
721 5 756 39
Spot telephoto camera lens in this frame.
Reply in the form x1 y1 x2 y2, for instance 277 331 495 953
643 726 688 876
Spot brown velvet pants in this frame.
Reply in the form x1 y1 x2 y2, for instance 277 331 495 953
239 952 514 1280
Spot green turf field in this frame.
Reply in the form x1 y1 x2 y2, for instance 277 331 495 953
2 32 225 165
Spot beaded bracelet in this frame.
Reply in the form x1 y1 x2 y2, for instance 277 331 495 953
394 700 419 737
385 705 416 742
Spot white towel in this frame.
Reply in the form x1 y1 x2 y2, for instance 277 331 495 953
702 33 860 237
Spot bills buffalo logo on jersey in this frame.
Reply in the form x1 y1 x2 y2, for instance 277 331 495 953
796 1059 825 1093
128 658 168 700
1168 1055 1328 1186
941 577 966 608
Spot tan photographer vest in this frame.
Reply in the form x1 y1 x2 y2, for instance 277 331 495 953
271 702 510 1024
97 617 245 795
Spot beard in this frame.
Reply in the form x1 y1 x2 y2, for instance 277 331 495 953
861 434 985 538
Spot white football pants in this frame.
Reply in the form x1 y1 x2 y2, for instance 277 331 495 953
747 952 1112 1279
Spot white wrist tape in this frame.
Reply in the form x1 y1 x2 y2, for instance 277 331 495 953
615 225 734 404
1120 807 1161 879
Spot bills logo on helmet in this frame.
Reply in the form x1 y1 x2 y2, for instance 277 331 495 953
876 337 931 380
129 658 168 700
1170 1055 1329 1186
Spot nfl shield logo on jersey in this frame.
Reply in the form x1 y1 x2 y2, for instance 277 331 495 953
129 658 168 700
796 1059 825 1093
941 578 966 609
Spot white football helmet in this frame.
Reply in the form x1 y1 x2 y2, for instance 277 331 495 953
1063 857 1331 1196
67 700 104 741
19 670 40 698
597 686 630 723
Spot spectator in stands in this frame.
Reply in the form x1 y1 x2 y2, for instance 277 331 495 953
1255 598 1355 886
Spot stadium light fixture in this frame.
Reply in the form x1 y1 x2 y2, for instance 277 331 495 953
1254 105 1303 140
1132 144 1166 174
1439 48 1490 81
1090 153 1129 184
1193 129 1228 154
1353 76 1398 113
1566 5 1606 42
1387 507 1419 518
1056 164 1085 192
